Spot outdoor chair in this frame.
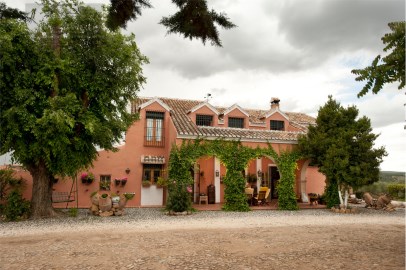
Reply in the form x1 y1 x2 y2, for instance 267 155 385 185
255 190 267 206
263 188 271 205
245 188 254 206
257 187 270 205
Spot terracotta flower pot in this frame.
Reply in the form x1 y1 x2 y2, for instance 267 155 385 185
99 195 112 212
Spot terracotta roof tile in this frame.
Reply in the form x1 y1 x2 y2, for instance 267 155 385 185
133 97 314 143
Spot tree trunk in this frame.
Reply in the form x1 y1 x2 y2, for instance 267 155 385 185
27 160 57 219
338 189 343 205
344 189 349 208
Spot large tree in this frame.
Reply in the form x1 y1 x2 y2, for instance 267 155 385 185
298 96 387 208
0 2 31 21
106 0 236 46
352 21 405 97
0 0 147 218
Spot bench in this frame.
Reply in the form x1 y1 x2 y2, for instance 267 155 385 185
52 191 75 203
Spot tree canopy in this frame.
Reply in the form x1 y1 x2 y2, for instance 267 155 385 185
0 0 147 218
107 0 236 46
352 21 405 97
298 96 387 207
0 2 31 21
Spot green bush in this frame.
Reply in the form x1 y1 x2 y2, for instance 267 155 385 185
69 207 78 217
355 191 364 199
318 193 327 205
166 185 192 212
0 168 25 200
356 182 387 197
387 183 405 200
324 179 340 208
356 182 405 199
4 190 30 221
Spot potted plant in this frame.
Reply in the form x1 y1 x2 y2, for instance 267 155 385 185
111 193 120 205
121 177 127 186
81 173 88 184
81 172 94 184
100 181 110 191
142 180 151 187
123 193 135 200
99 193 112 212
156 177 168 188
247 174 257 184
114 178 121 185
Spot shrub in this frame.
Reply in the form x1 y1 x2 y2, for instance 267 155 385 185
318 193 326 205
0 168 25 200
69 207 78 217
4 190 30 221
324 179 340 208
387 183 405 200
166 184 192 212
355 191 364 199
356 182 405 199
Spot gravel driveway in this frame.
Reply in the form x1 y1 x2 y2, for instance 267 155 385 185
0 207 404 270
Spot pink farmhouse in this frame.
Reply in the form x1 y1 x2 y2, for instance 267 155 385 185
12 97 326 208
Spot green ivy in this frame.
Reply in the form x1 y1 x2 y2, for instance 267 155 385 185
166 139 300 212
210 140 258 211
262 146 299 210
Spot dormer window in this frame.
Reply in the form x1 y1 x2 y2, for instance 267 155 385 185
228 117 244 128
196 114 213 126
270 120 284 131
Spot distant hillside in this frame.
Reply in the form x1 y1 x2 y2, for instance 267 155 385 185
380 171 405 183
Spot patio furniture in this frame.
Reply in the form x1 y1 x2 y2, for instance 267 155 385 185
255 190 267 205
308 193 319 205
263 188 271 205
199 195 208 205
245 188 254 206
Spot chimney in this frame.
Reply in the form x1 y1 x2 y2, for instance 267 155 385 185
270 97 280 110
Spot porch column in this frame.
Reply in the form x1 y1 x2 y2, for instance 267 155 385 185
256 157 262 187
300 160 310 203
194 163 199 203
214 157 221 203
301 177 308 203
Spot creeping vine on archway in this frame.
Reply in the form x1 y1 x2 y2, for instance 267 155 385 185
166 139 299 212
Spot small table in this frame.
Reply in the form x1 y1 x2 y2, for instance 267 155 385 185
199 195 208 205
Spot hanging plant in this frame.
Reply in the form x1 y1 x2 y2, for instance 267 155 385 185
142 180 151 187
81 172 94 184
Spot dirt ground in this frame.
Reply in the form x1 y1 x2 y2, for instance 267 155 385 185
0 223 404 270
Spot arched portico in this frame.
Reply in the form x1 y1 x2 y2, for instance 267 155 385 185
167 139 301 212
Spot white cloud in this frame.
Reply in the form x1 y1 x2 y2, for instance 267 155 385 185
3 0 405 171
374 123 406 171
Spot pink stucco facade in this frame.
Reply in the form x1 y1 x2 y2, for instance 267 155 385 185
6 97 326 207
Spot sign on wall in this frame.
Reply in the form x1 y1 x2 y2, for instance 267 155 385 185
141 155 165 164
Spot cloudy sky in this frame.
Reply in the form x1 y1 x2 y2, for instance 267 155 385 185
4 0 406 172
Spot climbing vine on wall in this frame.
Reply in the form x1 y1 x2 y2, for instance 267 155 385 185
167 139 299 212
263 145 299 210
166 140 204 212
210 140 259 211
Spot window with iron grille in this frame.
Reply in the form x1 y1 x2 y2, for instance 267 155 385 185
228 117 244 128
142 164 163 184
145 111 165 147
196 114 213 126
270 120 284 131
99 175 111 191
